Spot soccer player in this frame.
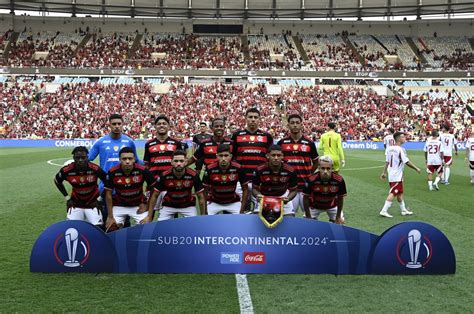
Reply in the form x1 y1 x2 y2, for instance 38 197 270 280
439 124 458 184
319 122 345 173
187 117 233 170
380 132 421 218
424 130 444 191
278 114 319 213
203 144 250 215
383 128 396 155
192 121 212 174
232 108 273 210
302 156 346 224
54 146 106 226
252 145 298 216
104 147 157 230
147 150 207 221
465 131 474 184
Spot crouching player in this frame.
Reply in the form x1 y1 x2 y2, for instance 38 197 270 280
203 144 249 215
303 156 346 224
104 147 158 230
54 146 107 227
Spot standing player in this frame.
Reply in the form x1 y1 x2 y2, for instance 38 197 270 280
278 114 319 213
424 130 444 191
383 128 396 155
232 108 273 210
380 132 421 218
146 150 207 221
54 146 106 226
192 121 212 174
319 122 345 173
252 145 298 216
465 131 474 184
187 117 233 170
302 156 347 224
104 147 157 230
203 144 250 215
439 124 458 184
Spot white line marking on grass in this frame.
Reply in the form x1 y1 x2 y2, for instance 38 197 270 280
236 274 254 314
343 165 384 171
47 158 70 167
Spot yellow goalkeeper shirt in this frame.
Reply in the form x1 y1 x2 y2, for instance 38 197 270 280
319 130 345 160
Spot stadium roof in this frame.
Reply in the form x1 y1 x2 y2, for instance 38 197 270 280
1 0 473 20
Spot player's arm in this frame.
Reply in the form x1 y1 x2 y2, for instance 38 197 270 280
194 175 207 215
186 145 200 166
406 161 421 173
240 181 250 214
285 172 298 203
454 138 458 155
104 188 116 229
380 160 389 180
88 139 100 162
302 194 312 219
54 170 73 209
252 171 263 201
337 135 345 166
141 169 159 223
143 189 159 223
311 142 319 172
143 142 150 168
335 196 345 225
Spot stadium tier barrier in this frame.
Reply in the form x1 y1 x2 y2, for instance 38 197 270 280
0 139 468 150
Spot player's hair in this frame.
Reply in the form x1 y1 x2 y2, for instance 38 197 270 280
109 113 123 122
268 144 283 153
172 149 187 158
393 131 405 141
217 144 231 154
200 121 208 127
319 155 334 166
328 122 336 129
245 107 260 117
431 130 439 137
119 147 135 156
442 124 450 131
72 146 89 155
211 117 225 127
389 127 395 134
155 114 170 125
287 114 302 122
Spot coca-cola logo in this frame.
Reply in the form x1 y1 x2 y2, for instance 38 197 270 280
244 252 266 264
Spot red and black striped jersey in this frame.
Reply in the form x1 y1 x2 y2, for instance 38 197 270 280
105 164 157 207
156 168 204 208
253 163 298 197
202 161 249 204
231 129 273 179
303 172 347 210
55 162 106 208
277 136 319 189
192 137 234 168
143 137 183 179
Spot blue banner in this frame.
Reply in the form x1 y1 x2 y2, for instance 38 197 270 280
30 216 455 274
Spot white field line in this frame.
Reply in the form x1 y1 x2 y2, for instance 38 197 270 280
47 158 72 167
235 274 254 314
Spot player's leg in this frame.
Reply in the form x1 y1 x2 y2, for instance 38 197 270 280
326 207 337 223
427 166 434 190
469 161 474 184
178 206 198 218
433 166 442 190
380 183 397 218
331 156 341 173
111 206 127 228
396 190 413 215
220 202 241 215
309 208 323 220
84 207 104 226
291 192 303 216
157 206 178 221
283 200 295 217
129 206 148 225
443 156 452 184
207 202 221 215
67 207 86 221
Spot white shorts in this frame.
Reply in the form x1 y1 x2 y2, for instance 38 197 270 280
154 191 166 211
112 206 148 225
236 182 256 211
291 192 304 213
254 194 295 215
67 207 103 225
310 206 343 222
207 201 241 215
158 205 197 221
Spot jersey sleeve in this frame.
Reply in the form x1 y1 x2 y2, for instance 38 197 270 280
202 170 210 186
104 172 114 190
97 166 107 182
143 142 150 164
267 133 274 148
401 148 410 164
338 179 347 196
288 171 298 191
194 174 204 193
155 175 165 192
302 180 311 195
337 134 345 160
231 133 238 159
143 169 157 190
239 168 251 185
423 142 428 152
88 139 101 162
310 141 319 160
54 168 66 184
192 143 203 161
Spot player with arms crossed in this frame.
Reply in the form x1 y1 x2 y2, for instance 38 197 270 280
54 146 107 227
380 132 421 218
424 130 444 191
252 145 298 216
104 147 157 230
303 156 347 224
319 122 345 173
145 150 207 221
465 130 474 184
439 124 458 184
203 144 249 215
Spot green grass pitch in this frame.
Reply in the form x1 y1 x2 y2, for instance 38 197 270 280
0 147 473 312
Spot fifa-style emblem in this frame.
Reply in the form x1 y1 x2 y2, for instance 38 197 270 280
80 176 85 183
250 136 255 142
396 229 433 269
54 228 90 268
259 196 284 228
160 145 165 150
293 145 299 151
113 146 119 151
125 178 131 184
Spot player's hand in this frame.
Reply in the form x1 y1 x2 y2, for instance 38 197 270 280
415 167 421 174
66 199 74 210
380 173 387 180
140 216 152 224
282 197 289 204
335 217 345 225
256 195 263 203
106 216 116 229
341 160 346 168
137 203 148 214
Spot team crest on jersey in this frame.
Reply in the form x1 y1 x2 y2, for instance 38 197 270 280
280 177 288 182
229 174 237 181
132 176 140 183
113 146 119 152
330 186 338 192
167 145 174 151
259 196 284 228
176 181 182 187
160 145 165 150
80 176 85 183
183 180 192 188
301 145 309 152
87 175 95 183
293 145 299 151
125 178 131 184
250 136 256 142
257 136 263 142
221 175 227 181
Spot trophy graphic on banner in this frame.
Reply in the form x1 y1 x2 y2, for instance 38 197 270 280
406 229 422 269
64 228 80 267
258 196 284 228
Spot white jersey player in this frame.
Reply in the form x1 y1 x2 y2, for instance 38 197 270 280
465 132 474 184
383 128 396 156
380 132 421 218
423 131 444 191
439 124 458 184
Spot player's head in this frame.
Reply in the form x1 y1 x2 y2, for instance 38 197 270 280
109 114 123 136
267 145 284 167
245 108 261 131
119 147 135 171
319 155 334 181
229 123 238 135
171 150 187 172
287 114 303 135
442 124 450 132
389 128 395 134
393 131 406 144
431 130 439 138
211 118 225 138
199 121 208 133
216 144 232 168
328 122 336 130
155 114 170 136
71 146 89 170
